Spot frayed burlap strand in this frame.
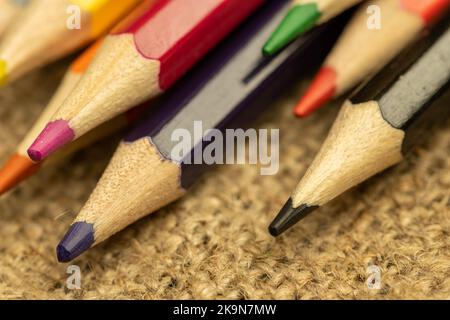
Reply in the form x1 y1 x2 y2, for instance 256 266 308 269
0 60 448 300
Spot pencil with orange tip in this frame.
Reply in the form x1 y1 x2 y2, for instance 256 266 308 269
0 0 28 37
295 0 450 117
27 0 265 163
0 0 142 86
0 40 150 195
262 0 362 56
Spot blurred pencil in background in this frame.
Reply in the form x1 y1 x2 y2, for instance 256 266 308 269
0 0 142 86
295 0 450 117
0 0 28 37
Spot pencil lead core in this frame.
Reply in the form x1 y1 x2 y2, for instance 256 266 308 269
57 222 95 263
0 154 40 195
263 3 320 56
269 199 318 236
27 120 75 162
295 66 337 117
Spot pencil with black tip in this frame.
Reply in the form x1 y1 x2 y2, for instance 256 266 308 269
295 0 450 117
270 15 450 237
0 39 153 195
55 0 351 263
262 0 362 56
0 0 142 86
27 0 265 164
0 0 28 37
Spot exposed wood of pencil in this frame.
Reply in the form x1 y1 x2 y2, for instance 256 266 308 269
46 115 129 167
54 1 351 261
327 0 424 95
0 69 131 195
16 39 105 158
16 72 80 157
0 0 92 83
0 0 24 36
76 138 185 244
291 100 404 208
52 35 161 138
307 0 361 22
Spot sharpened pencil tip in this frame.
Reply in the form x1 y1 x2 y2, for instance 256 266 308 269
269 199 318 236
27 120 75 162
294 66 337 117
57 222 95 263
0 60 8 86
262 3 320 56
0 153 40 195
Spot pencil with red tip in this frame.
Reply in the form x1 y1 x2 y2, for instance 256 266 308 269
295 0 450 117
27 0 265 163
271 14 450 236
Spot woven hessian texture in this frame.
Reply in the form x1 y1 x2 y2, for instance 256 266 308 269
0 60 449 299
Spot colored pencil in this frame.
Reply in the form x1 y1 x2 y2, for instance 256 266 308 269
0 0 141 86
55 0 351 262
0 0 28 37
270 16 450 236
27 0 265 163
0 39 153 195
295 0 450 117
262 0 362 56
0 41 99 195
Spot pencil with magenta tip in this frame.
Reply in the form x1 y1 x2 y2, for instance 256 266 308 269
55 0 351 263
27 0 265 163
270 14 450 236
0 40 152 195
0 0 142 86
262 0 362 56
295 0 450 117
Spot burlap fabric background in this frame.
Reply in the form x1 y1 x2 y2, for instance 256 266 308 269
0 58 448 300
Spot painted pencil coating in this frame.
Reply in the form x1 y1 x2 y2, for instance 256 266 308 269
56 1 352 262
132 12 349 189
351 15 450 152
0 0 140 85
295 0 450 117
270 15 450 236
71 0 142 37
27 0 265 163
116 0 266 89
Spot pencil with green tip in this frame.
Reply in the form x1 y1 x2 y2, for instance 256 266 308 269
263 0 362 56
